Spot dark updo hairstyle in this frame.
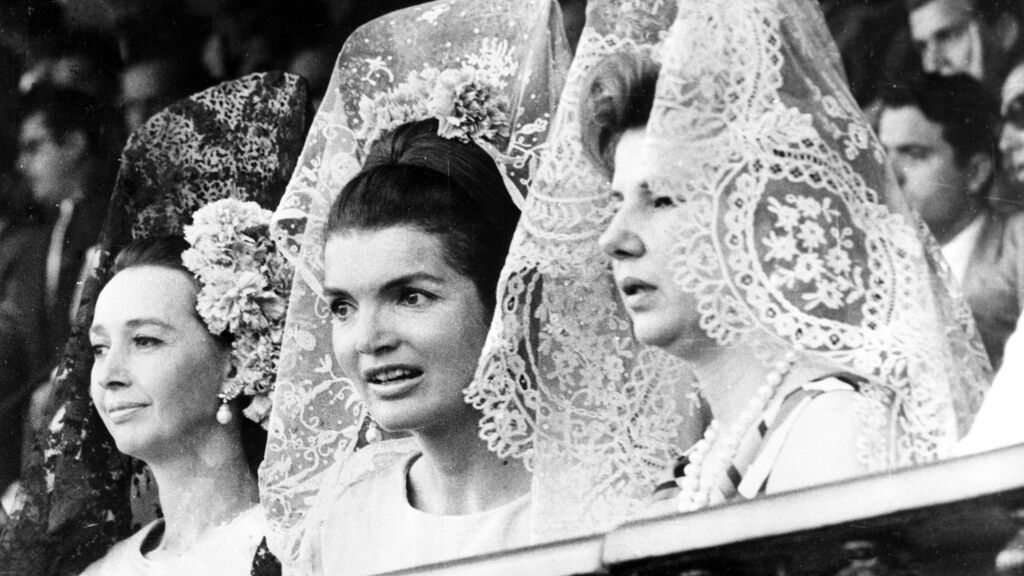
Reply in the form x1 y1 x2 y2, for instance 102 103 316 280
327 118 520 315
579 51 661 178
104 235 266 473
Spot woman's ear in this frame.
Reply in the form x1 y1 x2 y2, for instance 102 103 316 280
220 349 236 383
966 152 995 198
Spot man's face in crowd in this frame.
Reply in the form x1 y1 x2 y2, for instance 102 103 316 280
17 112 86 205
999 63 1024 185
911 0 984 79
910 0 1018 85
878 105 977 242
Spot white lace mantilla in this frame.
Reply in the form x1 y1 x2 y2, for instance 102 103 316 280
469 0 991 539
261 0 569 565
467 0 701 540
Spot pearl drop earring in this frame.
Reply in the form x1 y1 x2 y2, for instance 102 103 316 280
216 398 234 425
217 380 244 426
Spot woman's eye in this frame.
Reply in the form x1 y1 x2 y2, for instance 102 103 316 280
90 344 108 358
330 299 354 321
398 290 430 307
133 336 162 348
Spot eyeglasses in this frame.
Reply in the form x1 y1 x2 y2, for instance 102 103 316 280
1003 94 1024 130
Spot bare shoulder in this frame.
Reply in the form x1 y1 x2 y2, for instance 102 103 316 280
765 389 869 495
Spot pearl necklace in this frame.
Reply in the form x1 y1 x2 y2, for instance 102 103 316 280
675 349 798 512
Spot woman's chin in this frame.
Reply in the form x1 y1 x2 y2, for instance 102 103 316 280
110 435 149 461
633 321 703 357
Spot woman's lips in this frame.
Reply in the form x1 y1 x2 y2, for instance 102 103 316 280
104 402 148 424
361 364 425 400
618 276 658 309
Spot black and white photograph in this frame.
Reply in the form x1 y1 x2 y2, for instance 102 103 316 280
0 0 1022 574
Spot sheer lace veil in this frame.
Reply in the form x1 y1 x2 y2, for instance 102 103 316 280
260 0 570 564
468 0 992 539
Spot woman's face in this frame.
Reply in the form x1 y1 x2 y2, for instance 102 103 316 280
598 128 706 357
90 266 231 461
324 225 490 434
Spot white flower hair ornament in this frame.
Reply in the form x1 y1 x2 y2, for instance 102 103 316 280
182 198 293 428
355 40 525 209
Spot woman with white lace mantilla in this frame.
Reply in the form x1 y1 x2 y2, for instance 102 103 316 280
259 0 568 572
471 0 991 524
582 50 881 506
581 0 991 511
308 115 530 575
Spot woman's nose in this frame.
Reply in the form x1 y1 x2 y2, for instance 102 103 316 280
890 157 907 189
354 307 398 356
93 346 130 390
599 206 646 260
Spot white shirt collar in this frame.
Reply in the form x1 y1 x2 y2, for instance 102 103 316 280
940 212 986 286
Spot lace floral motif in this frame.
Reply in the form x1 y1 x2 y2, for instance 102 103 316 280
645 0 989 467
468 0 698 540
262 0 569 566
356 38 515 148
470 0 991 541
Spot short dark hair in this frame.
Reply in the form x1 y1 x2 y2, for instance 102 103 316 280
878 73 999 166
905 0 1018 23
20 86 116 152
326 119 519 315
579 51 661 178
105 235 266 473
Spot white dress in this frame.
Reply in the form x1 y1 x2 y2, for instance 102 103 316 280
80 505 265 576
956 313 1024 455
312 439 532 576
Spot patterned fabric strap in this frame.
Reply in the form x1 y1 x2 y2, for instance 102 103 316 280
656 374 865 502
735 375 864 498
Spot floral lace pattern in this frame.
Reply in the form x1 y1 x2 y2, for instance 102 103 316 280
467 0 702 540
355 38 516 148
469 0 991 540
0 72 308 576
261 0 569 566
647 0 989 465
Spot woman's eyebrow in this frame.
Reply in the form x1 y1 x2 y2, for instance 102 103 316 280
381 272 445 292
89 317 175 339
124 318 175 330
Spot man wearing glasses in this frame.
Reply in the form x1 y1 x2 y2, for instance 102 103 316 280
908 0 1021 91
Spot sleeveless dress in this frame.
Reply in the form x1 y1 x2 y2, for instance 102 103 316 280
80 505 266 576
656 375 865 502
310 439 533 575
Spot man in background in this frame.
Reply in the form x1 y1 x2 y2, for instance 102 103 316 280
0 87 115 496
120 55 211 132
907 0 1021 91
999 59 1024 190
878 73 1024 370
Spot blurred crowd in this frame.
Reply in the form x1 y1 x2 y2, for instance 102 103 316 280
0 0 1023 507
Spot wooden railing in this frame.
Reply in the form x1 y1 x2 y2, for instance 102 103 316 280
390 444 1024 575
